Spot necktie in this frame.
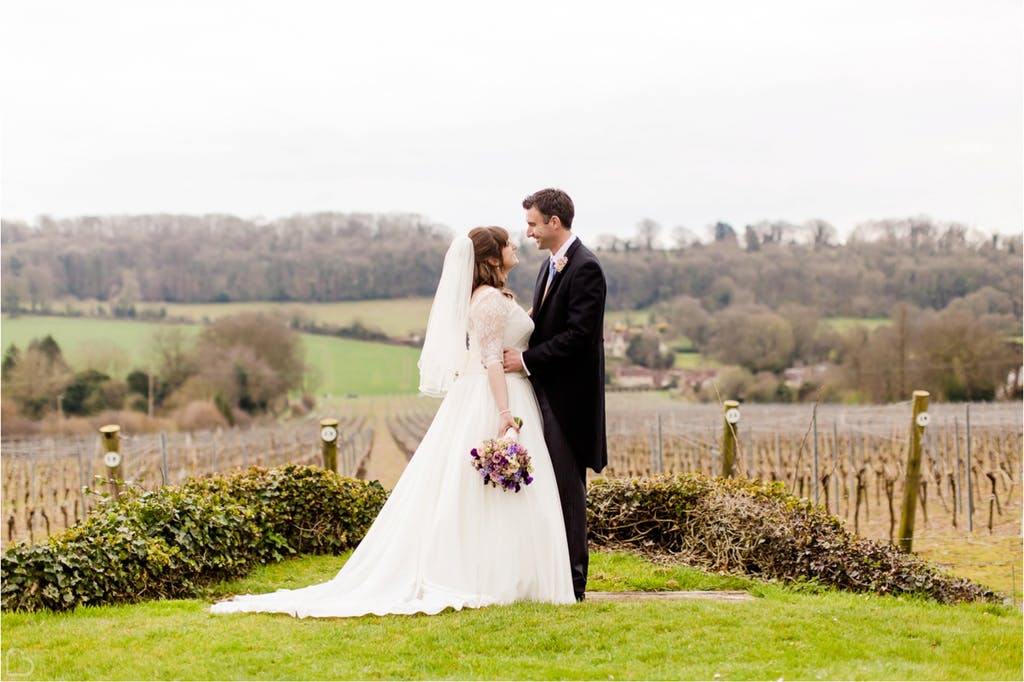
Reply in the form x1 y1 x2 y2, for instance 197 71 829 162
542 258 557 303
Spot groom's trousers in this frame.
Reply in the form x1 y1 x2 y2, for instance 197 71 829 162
536 390 589 598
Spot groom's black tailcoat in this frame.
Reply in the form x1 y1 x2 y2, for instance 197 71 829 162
524 238 608 474
523 238 607 597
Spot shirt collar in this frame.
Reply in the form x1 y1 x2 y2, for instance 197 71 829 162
550 234 577 263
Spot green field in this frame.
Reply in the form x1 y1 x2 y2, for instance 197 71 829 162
0 317 201 370
38 300 894 338
823 316 891 331
1 306 895 397
1 316 420 396
1 551 1019 680
60 298 659 338
673 351 719 370
51 298 436 340
303 335 420 396
605 307 656 329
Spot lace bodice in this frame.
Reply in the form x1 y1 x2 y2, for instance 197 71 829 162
467 287 533 370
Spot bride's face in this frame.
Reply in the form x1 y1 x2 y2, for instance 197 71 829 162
500 240 518 273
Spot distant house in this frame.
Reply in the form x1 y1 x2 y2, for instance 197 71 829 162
612 366 716 392
675 369 719 395
604 328 670 359
604 330 632 358
614 366 658 389
782 364 829 388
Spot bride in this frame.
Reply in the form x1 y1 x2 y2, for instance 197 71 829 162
211 226 575 617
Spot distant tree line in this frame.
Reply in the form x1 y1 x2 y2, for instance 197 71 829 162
641 298 1020 403
2 212 1020 408
1 213 1020 320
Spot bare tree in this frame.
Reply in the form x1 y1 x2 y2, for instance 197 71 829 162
23 265 54 312
708 305 796 373
635 218 662 250
194 313 305 413
595 233 623 252
5 342 73 418
671 225 699 249
804 219 838 248
150 327 198 392
710 221 737 244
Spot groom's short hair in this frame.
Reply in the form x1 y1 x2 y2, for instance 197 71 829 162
523 188 574 229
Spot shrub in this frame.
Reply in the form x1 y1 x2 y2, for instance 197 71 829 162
230 407 253 428
1 465 387 612
289 400 309 418
87 410 176 435
0 398 40 437
3 468 996 613
587 474 997 604
173 400 229 431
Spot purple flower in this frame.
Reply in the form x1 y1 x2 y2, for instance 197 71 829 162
469 435 534 493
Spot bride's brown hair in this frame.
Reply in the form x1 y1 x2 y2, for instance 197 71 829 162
469 226 514 299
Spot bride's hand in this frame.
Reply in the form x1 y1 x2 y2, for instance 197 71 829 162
498 412 519 438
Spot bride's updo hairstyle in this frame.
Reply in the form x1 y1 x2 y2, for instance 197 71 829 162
468 226 514 299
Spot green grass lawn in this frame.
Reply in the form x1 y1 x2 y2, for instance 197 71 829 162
1 316 420 395
1 551 1019 680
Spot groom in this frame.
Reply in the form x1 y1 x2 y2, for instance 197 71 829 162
503 187 607 602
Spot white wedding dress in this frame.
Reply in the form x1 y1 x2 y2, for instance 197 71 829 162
211 286 575 617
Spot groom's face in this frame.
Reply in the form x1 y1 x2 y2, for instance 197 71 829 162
525 206 559 252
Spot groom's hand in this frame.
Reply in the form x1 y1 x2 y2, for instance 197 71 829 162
502 348 524 373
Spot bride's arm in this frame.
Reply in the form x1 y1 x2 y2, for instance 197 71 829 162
487 364 517 437
472 289 519 437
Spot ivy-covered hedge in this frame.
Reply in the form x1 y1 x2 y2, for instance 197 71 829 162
2 467 998 613
587 474 998 604
1 465 387 612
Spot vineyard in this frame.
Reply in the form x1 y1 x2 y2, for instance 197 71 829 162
1 416 374 548
2 394 1021 594
605 399 1020 532
387 395 1024 594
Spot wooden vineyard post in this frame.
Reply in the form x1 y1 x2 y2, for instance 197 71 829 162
99 424 124 499
159 432 169 486
965 404 974 532
812 409 819 507
720 400 740 478
320 418 340 473
75 438 88 518
657 414 663 475
897 391 930 553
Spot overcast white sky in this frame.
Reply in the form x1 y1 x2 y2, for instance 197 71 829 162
1 0 1021 241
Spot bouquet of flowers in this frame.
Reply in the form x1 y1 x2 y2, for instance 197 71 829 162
470 417 534 492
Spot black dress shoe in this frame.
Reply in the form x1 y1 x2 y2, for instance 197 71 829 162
575 593 585 602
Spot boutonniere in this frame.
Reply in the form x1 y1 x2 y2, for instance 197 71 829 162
554 256 568 273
